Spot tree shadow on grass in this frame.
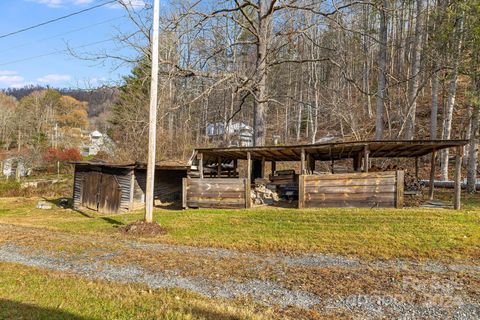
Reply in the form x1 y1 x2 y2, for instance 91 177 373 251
188 306 245 320
0 299 90 320
100 216 124 226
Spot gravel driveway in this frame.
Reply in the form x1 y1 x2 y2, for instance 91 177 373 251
0 224 478 319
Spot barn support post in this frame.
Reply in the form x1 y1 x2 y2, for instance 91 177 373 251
301 148 306 174
247 152 252 183
395 170 404 208
298 174 305 209
245 178 251 208
308 154 315 173
271 161 276 175
363 145 370 172
182 178 188 209
454 146 463 210
429 149 436 200
260 156 265 178
198 153 204 179
233 159 238 178
415 157 419 180
353 154 362 172
217 157 222 178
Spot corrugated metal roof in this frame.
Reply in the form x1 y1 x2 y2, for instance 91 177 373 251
194 140 468 163
72 160 189 170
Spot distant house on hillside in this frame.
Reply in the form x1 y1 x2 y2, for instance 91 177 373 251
0 155 29 179
81 131 114 157
206 122 253 147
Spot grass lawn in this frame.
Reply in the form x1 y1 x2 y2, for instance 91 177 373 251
0 192 479 262
0 262 272 320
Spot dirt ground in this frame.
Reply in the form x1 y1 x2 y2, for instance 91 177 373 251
0 223 478 319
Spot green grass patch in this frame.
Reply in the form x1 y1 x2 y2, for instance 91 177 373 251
0 262 271 320
0 193 479 262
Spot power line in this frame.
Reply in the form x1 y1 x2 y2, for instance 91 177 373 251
0 0 117 40
0 16 125 54
0 39 117 67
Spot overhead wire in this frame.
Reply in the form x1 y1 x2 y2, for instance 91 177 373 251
0 0 117 40
0 15 125 54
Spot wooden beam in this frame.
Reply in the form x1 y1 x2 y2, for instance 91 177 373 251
182 178 188 209
415 157 419 180
454 147 463 210
307 153 315 173
363 145 370 172
233 159 238 178
198 153 204 179
217 157 222 178
271 161 276 175
247 152 252 183
245 178 251 208
429 149 436 200
395 170 404 208
301 148 306 174
260 156 265 178
298 175 305 209
353 153 362 172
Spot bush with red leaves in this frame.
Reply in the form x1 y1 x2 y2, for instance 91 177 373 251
43 148 82 164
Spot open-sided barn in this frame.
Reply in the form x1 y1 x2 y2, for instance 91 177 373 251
72 161 189 214
184 140 468 210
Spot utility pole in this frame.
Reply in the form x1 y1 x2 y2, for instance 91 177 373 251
55 123 59 178
145 0 160 223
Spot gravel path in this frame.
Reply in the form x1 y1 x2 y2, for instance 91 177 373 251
0 224 478 319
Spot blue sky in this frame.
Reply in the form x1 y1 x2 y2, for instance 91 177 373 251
0 0 147 89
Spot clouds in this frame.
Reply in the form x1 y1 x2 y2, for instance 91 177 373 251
37 74 72 83
0 71 26 88
0 71 74 88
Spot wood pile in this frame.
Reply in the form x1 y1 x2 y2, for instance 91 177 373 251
251 185 279 205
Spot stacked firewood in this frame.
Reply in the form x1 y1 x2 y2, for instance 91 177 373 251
369 165 421 191
252 178 279 205
404 171 422 191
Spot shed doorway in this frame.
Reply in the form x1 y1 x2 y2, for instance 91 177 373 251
82 172 122 214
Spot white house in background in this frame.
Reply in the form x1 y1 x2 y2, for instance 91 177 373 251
206 122 253 147
81 130 114 157
1 157 29 179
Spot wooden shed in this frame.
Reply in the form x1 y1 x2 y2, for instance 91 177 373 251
185 140 468 210
72 161 189 214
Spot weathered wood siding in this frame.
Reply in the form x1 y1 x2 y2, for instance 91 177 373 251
73 168 86 209
183 178 250 209
299 171 404 208
133 169 188 207
72 164 133 213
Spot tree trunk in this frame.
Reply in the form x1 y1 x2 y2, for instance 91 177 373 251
253 0 271 146
375 0 389 140
467 105 479 193
363 4 372 118
440 13 464 180
430 70 439 139
404 0 423 140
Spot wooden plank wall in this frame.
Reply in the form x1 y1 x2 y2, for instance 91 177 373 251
299 171 404 208
183 178 249 209
72 169 85 210
134 169 188 208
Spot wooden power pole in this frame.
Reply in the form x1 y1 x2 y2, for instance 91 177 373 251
145 0 160 223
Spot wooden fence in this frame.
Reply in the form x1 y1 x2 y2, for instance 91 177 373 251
182 178 251 209
299 171 404 208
